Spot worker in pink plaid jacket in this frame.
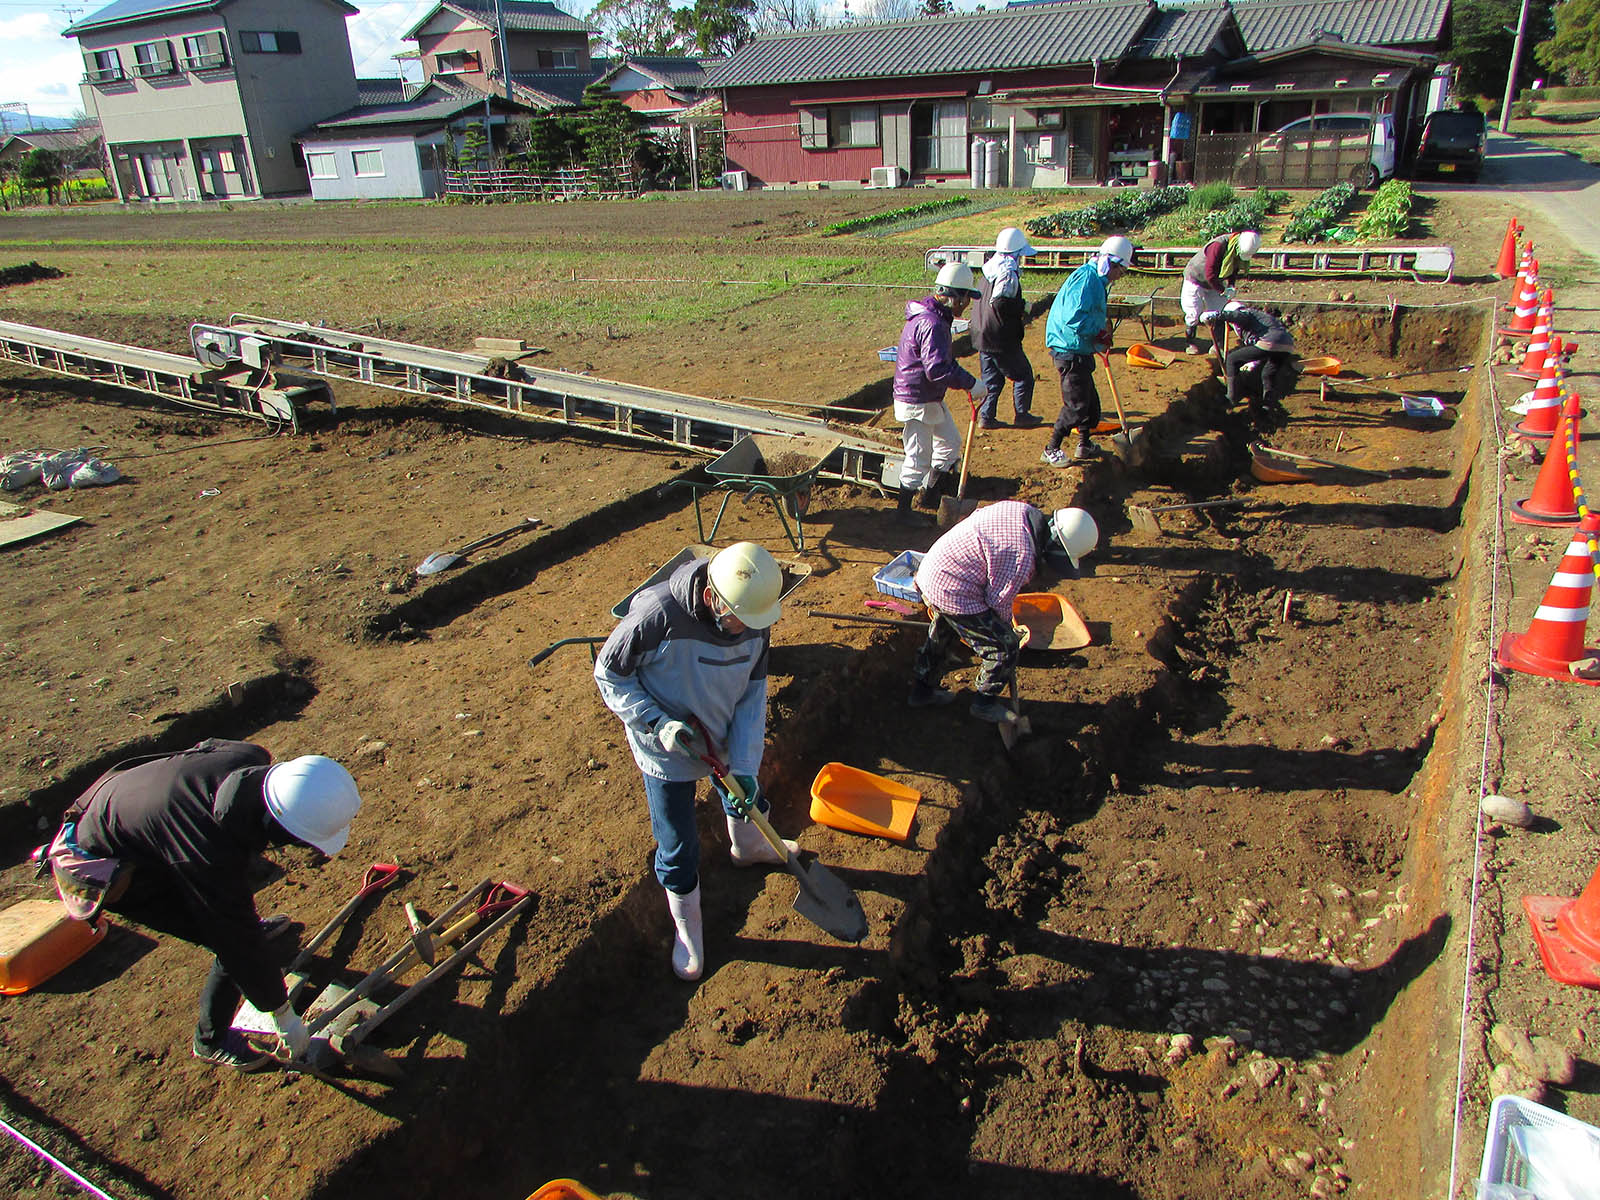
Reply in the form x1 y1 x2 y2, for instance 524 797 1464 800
910 501 1097 722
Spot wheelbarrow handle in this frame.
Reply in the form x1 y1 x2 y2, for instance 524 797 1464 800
527 636 607 670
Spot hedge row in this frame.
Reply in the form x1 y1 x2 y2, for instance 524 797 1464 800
1024 185 1194 238
1282 181 1357 244
1352 179 1414 240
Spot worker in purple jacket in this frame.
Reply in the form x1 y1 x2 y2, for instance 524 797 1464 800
892 261 980 523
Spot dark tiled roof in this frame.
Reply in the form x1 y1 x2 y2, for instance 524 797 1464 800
303 85 491 138
357 77 411 106
406 1 596 39
1230 0 1451 53
508 70 600 108
1131 4 1233 59
613 56 720 89
705 0 1154 89
0 129 100 155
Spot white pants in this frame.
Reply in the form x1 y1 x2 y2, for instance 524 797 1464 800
1181 279 1225 331
894 398 961 490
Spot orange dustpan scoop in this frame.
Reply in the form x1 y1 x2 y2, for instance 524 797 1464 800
1013 592 1091 650
1125 343 1174 369
526 1182 603 1200
1300 355 1342 376
810 763 920 841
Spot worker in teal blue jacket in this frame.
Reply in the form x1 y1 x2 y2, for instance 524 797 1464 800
1041 235 1132 465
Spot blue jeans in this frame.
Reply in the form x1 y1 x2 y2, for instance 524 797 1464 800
978 344 1036 421
643 774 745 894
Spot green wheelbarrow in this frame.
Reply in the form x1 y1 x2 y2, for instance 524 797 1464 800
675 433 840 553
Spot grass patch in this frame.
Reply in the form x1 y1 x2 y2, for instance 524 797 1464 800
1507 114 1600 165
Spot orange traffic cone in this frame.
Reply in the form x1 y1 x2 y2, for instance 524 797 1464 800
1524 859 1600 988
1507 246 1535 310
1507 263 1541 334
1511 391 1583 527
1511 291 1554 379
1494 510 1600 684
1512 338 1564 438
1495 218 1523 278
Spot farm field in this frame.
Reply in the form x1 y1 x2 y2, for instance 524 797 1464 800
1 187 1597 1200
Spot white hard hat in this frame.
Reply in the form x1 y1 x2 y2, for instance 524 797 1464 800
708 541 783 630
1224 299 1246 312
1236 230 1261 259
264 756 362 855
1098 236 1134 266
1049 508 1099 569
934 261 981 297
995 226 1035 256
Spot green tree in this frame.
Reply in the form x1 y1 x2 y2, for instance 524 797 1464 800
1451 0 1557 103
18 148 64 204
920 0 952 14
590 0 687 55
579 85 644 187
673 0 756 53
461 120 490 166
1536 0 1600 85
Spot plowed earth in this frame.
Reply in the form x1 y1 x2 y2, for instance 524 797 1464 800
0 190 1593 1200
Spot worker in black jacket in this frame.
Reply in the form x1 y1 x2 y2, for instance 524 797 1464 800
970 226 1041 429
67 739 364 1070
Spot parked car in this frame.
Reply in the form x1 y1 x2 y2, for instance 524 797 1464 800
1234 113 1397 189
1412 108 1487 182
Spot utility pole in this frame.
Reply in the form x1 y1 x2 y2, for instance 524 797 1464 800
1498 0 1532 135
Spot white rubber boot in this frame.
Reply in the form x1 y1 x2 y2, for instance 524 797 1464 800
665 886 704 981
727 813 799 867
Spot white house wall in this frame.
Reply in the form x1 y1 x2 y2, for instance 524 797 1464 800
305 134 433 199
77 15 250 145
225 0 360 195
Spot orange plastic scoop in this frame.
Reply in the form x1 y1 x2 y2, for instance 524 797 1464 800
810 763 920 841
1300 356 1343 376
1012 592 1092 651
1126 343 1175 369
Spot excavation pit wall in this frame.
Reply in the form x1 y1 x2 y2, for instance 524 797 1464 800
0 301 1490 1200
316 304 1491 1200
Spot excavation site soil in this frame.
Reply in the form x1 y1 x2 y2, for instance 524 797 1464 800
0 190 1579 1200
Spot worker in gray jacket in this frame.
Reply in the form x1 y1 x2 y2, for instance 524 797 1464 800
594 542 798 982
54 739 363 1070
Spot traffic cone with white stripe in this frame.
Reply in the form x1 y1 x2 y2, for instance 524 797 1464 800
1508 243 1535 309
1495 218 1523 278
1511 391 1583 527
1494 511 1600 684
1511 291 1554 380
1524 859 1600 988
1507 262 1541 334
1513 339 1565 439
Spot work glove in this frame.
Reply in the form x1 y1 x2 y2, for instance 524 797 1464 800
713 773 762 818
1095 328 1113 349
270 1002 310 1060
1224 285 1236 299
1013 622 1033 651
656 720 707 761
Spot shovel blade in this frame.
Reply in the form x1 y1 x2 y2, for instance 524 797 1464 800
789 859 868 943
415 552 459 576
1128 505 1162 536
937 496 978 528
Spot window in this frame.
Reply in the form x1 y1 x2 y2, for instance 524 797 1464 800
912 100 965 171
435 50 480 74
305 151 338 179
828 105 879 148
84 48 124 83
351 150 385 178
240 30 301 54
551 47 578 69
181 32 228 70
132 40 176 77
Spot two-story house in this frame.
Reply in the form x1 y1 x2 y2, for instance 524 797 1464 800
65 0 362 201
404 0 601 112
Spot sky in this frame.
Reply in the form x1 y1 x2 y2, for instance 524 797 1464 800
0 0 990 124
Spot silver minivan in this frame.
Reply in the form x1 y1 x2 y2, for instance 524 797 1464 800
1237 113 1397 189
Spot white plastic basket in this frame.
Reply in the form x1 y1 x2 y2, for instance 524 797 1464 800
1478 1094 1600 1199
873 550 924 603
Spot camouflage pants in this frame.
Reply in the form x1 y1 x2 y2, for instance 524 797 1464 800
912 607 1021 699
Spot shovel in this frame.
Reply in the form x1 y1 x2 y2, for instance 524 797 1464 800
997 677 1032 751
1248 441 1391 480
1099 353 1141 462
937 391 980 528
697 741 868 944
1128 498 1247 536
416 516 541 576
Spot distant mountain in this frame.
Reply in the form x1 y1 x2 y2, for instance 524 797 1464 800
0 113 79 135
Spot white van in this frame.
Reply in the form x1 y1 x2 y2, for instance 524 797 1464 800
1237 113 1397 189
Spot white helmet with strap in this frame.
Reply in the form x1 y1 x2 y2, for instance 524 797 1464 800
707 541 783 630
994 226 1035 255
1049 508 1099 568
935 261 982 297
1098 236 1134 266
263 756 362 855
1236 230 1261 259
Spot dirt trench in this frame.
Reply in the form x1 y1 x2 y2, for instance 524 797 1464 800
0 302 1488 1200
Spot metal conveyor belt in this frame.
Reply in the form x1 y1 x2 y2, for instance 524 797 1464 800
926 241 1456 282
206 314 907 487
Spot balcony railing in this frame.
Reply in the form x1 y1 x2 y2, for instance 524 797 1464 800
84 67 126 84
181 51 229 70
